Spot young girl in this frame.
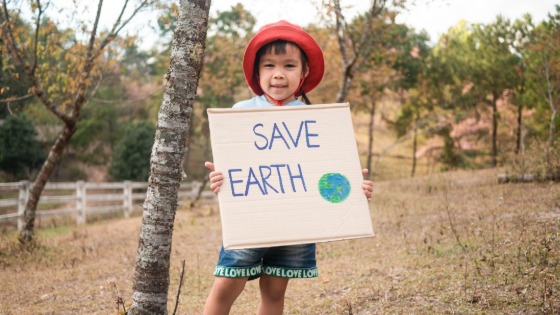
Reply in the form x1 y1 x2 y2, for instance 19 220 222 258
203 20 373 315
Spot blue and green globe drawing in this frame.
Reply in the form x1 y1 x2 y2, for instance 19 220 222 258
318 173 351 203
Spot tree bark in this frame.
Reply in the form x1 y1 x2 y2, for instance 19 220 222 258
515 73 526 155
491 93 499 167
366 95 376 172
543 56 558 146
19 123 76 243
549 109 558 147
128 0 211 314
515 98 523 155
411 108 419 177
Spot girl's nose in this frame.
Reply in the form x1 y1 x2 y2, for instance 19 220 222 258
273 71 285 79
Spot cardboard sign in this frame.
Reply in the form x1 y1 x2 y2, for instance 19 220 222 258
207 103 374 249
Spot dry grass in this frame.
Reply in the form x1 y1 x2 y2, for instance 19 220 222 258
1 168 559 314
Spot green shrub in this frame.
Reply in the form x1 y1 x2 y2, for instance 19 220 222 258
0 115 44 179
109 121 155 181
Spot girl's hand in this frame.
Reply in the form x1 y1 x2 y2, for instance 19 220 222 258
204 161 224 194
361 169 373 202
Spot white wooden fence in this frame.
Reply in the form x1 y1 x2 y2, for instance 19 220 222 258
0 180 215 231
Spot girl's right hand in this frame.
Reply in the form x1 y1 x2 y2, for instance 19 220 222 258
204 161 224 194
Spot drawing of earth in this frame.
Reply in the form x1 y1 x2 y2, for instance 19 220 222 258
318 173 351 203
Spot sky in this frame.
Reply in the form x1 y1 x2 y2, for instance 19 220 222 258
206 0 558 41
97 0 558 47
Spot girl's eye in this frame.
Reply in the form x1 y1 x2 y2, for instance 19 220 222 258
263 64 274 68
285 64 296 68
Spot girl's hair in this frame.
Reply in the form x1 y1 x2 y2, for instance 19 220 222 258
254 40 312 105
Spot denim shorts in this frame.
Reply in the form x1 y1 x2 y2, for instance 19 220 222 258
213 244 318 280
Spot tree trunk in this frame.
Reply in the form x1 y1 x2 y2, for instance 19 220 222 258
549 109 558 147
541 51 558 147
515 98 523 155
128 0 211 314
515 75 525 155
366 96 376 172
491 93 499 167
411 108 419 178
19 123 76 243
336 67 352 103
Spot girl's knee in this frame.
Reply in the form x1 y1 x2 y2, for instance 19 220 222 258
211 277 248 299
204 277 248 315
259 276 289 301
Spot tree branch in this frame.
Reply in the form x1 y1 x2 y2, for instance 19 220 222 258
69 0 104 121
1 0 72 124
81 73 104 109
113 0 148 37
359 0 384 49
31 0 46 76
333 0 349 66
86 0 104 61
1 0 23 61
91 0 149 62
75 0 150 115
0 93 34 103
349 0 385 69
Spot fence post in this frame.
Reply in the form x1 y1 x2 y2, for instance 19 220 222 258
123 181 132 218
76 181 86 225
17 180 30 231
190 181 201 199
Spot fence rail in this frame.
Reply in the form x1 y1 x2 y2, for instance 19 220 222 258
0 180 215 231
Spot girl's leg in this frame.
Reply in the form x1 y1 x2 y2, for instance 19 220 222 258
257 275 289 315
203 277 248 315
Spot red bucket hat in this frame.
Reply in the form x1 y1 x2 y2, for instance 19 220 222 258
243 20 325 97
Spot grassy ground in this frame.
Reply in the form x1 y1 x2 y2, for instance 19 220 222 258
0 168 559 314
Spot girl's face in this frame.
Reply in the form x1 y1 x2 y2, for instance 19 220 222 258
257 43 309 105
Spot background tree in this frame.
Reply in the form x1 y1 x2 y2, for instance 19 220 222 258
327 0 389 103
109 121 155 181
510 15 534 155
435 18 520 168
128 0 211 313
525 6 560 146
388 24 431 176
350 11 400 173
429 23 477 169
0 115 44 179
0 0 152 244
471 17 520 167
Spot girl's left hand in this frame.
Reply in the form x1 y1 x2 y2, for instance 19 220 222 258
361 169 373 202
